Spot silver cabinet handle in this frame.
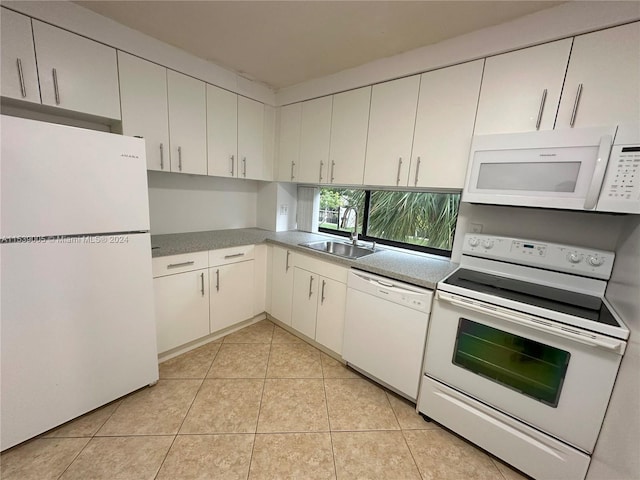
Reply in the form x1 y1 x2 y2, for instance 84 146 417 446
308 275 314 299
178 146 183 171
230 154 235 176
414 156 421 186
167 261 195 269
159 143 164 170
290 161 296 181
331 160 335 183
396 157 403 186
52 68 60 105
535 89 547 130
215 269 220 292
319 160 324 182
200 272 205 296
321 279 326 304
224 253 245 259
242 157 247 177
285 250 291 271
570 83 583 127
16 58 26 98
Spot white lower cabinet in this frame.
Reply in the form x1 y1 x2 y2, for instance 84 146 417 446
209 245 255 333
290 255 348 355
270 246 295 326
152 252 210 354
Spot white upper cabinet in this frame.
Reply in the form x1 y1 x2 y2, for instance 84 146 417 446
298 96 334 184
364 75 420 186
238 96 265 180
167 70 207 175
32 20 121 120
262 105 276 181
555 22 640 142
1 8 40 104
276 103 302 182
207 84 238 178
474 39 572 135
118 52 170 172
329 86 371 185
410 60 484 189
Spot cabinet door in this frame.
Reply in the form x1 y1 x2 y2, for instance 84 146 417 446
315 277 347 355
291 268 319 339
474 39 572 135
410 60 483 189
329 86 371 185
210 260 255 333
276 103 302 182
270 247 294 326
364 75 420 186
118 52 170 172
262 105 275 181
32 20 121 120
207 84 238 178
298 96 333 184
1 8 40 104
154 269 209 353
238 96 265 180
167 70 207 175
556 22 640 142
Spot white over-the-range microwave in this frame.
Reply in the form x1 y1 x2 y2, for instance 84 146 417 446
463 126 640 214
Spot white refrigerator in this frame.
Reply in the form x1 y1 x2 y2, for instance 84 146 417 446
0 115 159 450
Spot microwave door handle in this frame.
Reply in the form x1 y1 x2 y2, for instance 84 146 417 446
584 135 613 210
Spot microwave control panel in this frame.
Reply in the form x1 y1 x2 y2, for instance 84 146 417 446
598 145 640 213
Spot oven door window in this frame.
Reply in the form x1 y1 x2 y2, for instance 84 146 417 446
453 318 570 407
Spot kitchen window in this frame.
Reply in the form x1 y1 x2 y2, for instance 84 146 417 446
318 187 460 256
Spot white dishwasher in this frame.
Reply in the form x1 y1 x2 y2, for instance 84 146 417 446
342 270 433 401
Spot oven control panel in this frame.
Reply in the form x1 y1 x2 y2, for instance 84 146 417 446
463 234 615 279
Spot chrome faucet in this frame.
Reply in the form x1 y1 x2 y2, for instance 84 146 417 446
340 206 359 246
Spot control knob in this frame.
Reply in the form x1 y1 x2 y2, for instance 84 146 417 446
567 252 582 264
587 255 605 267
482 239 494 249
468 237 480 247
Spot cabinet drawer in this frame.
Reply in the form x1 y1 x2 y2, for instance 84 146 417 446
295 253 348 283
152 251 208 278
209 244 255 266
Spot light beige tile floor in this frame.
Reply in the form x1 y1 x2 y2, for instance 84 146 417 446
0 319 530 480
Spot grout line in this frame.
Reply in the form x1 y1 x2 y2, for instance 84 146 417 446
400 429 425 480
322 369 339 479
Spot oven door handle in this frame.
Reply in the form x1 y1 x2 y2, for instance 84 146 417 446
437 292 625 354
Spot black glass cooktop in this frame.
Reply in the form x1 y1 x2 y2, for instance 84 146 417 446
443 269 620 327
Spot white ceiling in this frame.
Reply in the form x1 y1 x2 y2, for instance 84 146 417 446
75 1 564 90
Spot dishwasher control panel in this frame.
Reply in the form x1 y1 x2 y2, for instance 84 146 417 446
348 270 433 314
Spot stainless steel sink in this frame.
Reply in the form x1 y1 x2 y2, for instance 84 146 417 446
300 241 376 259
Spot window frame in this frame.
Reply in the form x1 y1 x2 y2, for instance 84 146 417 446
318 188 460 258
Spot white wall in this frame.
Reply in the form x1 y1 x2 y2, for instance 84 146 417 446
147 171 258 235
451 203 626 262
587 215 640 480
256 182 297 232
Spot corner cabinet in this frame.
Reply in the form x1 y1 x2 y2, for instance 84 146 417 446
290 254 348 355
410 60 483 189
363 75 420 186
152 252 210 354
238 96 266 180
167 70 207 175
555 22 640 142
207 84 238 178
0 8 40 104
276 103 303 182
118 52 170 172
32 20 121 120
474 39 572 134
209 246 255 333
